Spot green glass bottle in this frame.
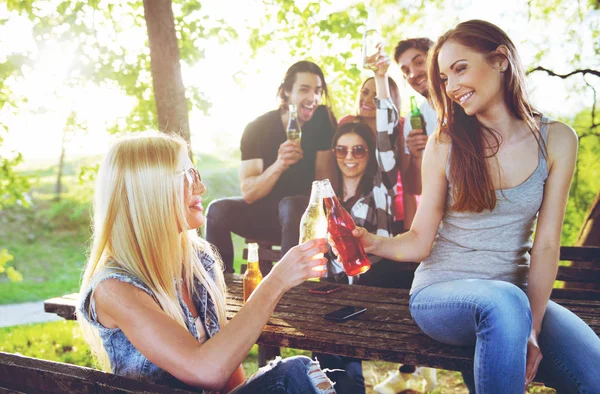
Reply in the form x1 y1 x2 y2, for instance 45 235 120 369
409 96 425 132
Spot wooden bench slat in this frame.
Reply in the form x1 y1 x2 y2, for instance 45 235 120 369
556 266 600 283
0 352 199 394
559 246 600 262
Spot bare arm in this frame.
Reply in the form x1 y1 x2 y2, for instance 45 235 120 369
221 318 246 393
402 129 428 195
240 159 283 204
355 134 449 261
524 122 578 385
94 240 328 391
528 122 578 335
240 140 303 204
373 55 400 189
403 191 418 229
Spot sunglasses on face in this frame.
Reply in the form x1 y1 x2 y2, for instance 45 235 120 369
180 167 203 194
333 145 368 159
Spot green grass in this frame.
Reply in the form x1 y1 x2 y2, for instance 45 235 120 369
0 197 90 304
0 151 246 305
0 321 557 393
0 321 96 368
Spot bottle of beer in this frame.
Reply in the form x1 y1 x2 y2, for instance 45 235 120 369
362 7 380 70
286 104 302 142
320 179 371 277
243 243 263 302
299 180 328 260
409 96 426 131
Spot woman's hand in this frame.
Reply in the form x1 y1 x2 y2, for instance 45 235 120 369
267 238 328 292
365 43 391 78
351 227 379 254
525 329 543 388
373 44 391 78
328 227 380 257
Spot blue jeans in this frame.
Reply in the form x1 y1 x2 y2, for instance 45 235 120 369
229 356 335 394
409 279 600 394
311 353 365 394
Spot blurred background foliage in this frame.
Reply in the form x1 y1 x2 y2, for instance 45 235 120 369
0 2 596 392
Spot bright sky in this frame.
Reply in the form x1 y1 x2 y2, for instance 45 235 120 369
0 0 598 163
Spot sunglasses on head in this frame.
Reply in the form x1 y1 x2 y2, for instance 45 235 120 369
180 167 203 194
333 145 368 159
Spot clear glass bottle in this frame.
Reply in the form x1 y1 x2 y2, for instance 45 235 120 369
299 180 328 259
286 104 302 142
362 7 380 70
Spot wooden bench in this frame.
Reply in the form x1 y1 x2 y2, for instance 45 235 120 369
0 351 200 393
33 246 600 391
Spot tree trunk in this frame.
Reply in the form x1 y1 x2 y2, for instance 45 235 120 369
142 0 190 143
54 129 67 201
577 190 600 247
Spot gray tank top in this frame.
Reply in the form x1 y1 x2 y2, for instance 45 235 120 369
411 117 550 294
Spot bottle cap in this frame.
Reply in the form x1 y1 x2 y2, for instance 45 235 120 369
248 243 259 262
320 179 335 198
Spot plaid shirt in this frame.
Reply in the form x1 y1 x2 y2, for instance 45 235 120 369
328 97 399 280
349 97 399 237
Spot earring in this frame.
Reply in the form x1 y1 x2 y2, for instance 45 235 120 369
500 65 506 72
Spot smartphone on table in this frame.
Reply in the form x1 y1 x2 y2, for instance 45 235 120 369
323 306 367 322
309 284 344 295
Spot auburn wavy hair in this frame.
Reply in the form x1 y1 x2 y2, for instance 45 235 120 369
428 20 543 212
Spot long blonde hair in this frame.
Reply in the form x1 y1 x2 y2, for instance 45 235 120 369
78 131 227 370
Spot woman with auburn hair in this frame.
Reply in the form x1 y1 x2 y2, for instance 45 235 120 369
77 132 335 394
339 20 600 392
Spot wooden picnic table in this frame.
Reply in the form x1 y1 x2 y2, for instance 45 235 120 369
44 273 600 373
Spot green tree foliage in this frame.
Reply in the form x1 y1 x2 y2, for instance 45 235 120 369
0 0 598 248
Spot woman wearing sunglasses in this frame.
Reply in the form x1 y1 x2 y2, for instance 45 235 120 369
337 63 416 236
314 48 420 394
77 132 335 393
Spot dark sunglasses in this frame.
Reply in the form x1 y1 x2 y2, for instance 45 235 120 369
333 145 368 159
180 167 203 194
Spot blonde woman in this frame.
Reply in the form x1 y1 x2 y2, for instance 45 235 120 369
77 132 335 394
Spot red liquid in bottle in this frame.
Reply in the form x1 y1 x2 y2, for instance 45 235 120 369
323 194 371 277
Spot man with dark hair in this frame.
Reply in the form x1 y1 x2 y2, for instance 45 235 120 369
394 37 437 197
205 61 336 274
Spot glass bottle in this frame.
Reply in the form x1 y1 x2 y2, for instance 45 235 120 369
362 7 380 70
243 243 263 302
321 179 370 277
299 180 328 260
286 104 302 142
409 96 426 132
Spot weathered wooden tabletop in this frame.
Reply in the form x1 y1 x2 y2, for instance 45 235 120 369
44 273 600 373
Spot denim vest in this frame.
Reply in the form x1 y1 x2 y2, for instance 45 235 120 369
79 251 221 392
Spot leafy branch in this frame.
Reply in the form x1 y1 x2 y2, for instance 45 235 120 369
527 65 600 135
526 66 600 79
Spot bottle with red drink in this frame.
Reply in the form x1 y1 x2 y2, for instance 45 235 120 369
320 179 371 276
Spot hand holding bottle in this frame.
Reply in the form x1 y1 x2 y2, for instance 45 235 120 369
266 239 328 293
406 130 428 159
365 43 391 78
276 139 303 171
328 226 379 256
